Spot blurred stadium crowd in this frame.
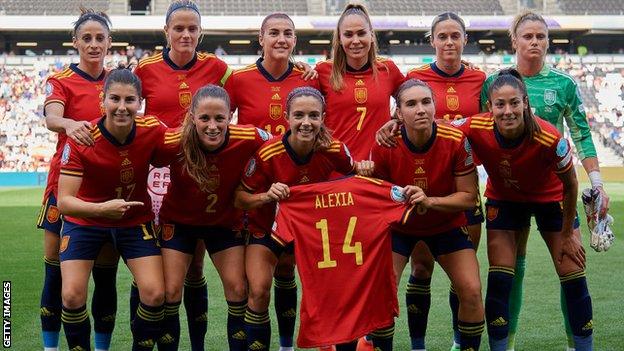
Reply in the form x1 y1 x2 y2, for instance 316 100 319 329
0 55 623 172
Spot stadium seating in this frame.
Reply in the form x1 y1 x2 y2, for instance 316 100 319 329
0 0 109 15
365 0 504 16
178 0 307 16
557 0 624 15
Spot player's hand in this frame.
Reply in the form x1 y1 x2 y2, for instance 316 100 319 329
461 59 478 70
559 234 586 269
403 185 429 206
98 199 144 219
594 185 610 219
375 119 400 148
265 182 290 202
66 120 94 146
296 61 318 81
355 160 375 177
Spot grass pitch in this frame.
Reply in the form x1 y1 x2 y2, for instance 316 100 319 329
0 183 622 350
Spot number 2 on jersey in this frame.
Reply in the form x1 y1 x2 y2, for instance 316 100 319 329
315 216 363 269
356 107 367 131
205 194 218 213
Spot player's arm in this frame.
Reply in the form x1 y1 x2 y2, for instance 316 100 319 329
45 102 94 146
234 182 290 210
556 165 585 268
58 174 143 220
403 171 476 211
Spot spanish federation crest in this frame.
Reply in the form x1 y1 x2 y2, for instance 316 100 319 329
446 95 459 111
179 91 192 109
544 89 557 106
120 167 134 184
354 87 367 104
390 185 406 203
269 103 283 120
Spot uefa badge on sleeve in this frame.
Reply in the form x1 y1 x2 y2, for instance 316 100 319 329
61 144 71 165
391 185 407 203
245 158 256 177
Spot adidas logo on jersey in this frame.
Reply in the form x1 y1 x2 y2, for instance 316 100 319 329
272 93 281 100
179 82 189 89
121 158 132 167
355 79 365 86
414 167 425 174
489 317 508 327
447 86 457 93
249 340 267 350
299 176 310 183
281 308 297 318
232 330 247 340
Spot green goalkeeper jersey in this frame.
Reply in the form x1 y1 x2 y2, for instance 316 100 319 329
481 64 597 160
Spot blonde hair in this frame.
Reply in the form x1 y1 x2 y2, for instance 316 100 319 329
509 9 548 40
286 87 333 151
330 2 379 91
181 85 230 192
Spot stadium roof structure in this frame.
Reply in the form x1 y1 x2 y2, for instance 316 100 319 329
1 15 624 32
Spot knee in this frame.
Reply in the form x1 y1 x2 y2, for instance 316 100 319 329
410 262 433 279
223 279 248 302
62 286 87 309
165 282 183 303
140 286 165 306
459 283 483 312
247 281 271 310
186 260 204 279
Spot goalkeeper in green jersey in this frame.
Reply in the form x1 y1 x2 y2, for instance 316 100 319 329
481 10 607 351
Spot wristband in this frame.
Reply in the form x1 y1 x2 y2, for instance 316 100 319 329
588 170 603 188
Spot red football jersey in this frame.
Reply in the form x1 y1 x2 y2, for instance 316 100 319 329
371 123 475 235
241 132 355 235
59 116 180 227
272 176 412 347
316 59 404 161
452 113 573 202
159 125 269 227
407 63 485 121
134 48 231 128
224 58 320 136
43 64 107 201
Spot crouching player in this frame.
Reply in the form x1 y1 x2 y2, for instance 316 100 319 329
57 68 180 351
157 85 270 350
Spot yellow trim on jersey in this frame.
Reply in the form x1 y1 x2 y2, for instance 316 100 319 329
437 124 463 137
437 131 462 142
52 68 74 80
534 131 556 145
270 233 287 247
354 175 383 185
454 167 476 176
60 169 84 177
261 147 286 161
230 128 256 136
164 132 181 144
259 142 285 160
91 129 102 140
532 136 552 147
137 53 164 69
232 64 258 76
197 52 216 61
230 135 256 140
44 99 65 107
401 205 415 225
407 64 429 73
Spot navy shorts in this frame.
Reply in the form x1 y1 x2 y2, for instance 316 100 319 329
159 222 245 255
37 194 63 235
60 220 160 262
465 192 485 226
247 229 294 257
485 199 580 232
392 227 474 259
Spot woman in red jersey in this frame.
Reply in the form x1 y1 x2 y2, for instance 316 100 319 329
225 13 318 137
451 69 592 351
57 68 179 351
235 87 375 351
224 13 318 350
315 3 404 163
39 8 119 351
133 2 231 346
377 12 486 350
158 85 269 351
370 79 484 351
